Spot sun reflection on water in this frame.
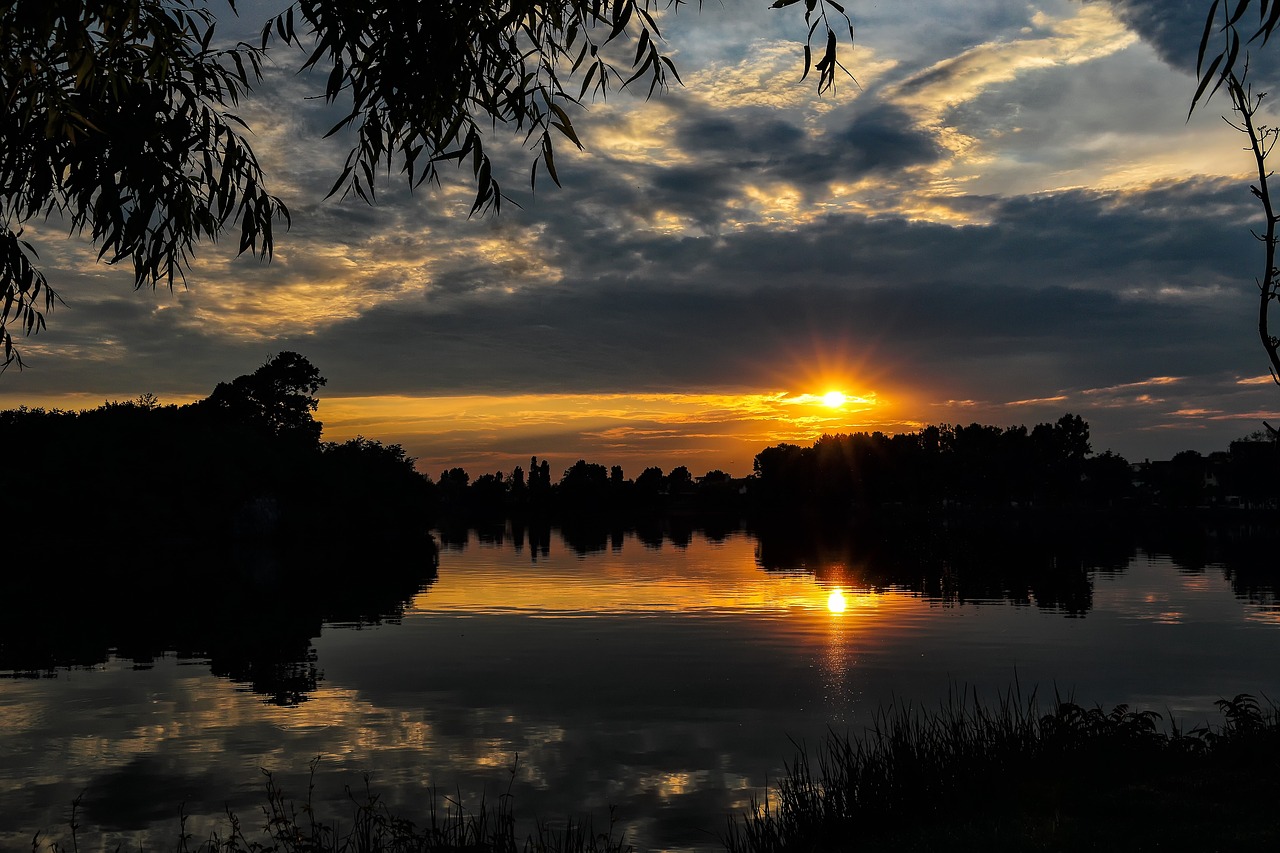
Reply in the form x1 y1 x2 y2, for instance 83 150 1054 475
827 588 848 613
821 585 854 724
414 534 894 618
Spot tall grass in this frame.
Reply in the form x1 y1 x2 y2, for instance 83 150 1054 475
724 689 1280 852
33 759 631 853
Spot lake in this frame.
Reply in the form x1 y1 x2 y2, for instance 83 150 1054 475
4 515 1280 851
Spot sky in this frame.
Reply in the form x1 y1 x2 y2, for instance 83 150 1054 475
4 0 1280 478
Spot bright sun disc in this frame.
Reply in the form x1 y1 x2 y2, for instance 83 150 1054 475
827 589 847 613
822 391 846 408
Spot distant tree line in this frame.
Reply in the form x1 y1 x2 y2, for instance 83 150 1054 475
753 414 1100 508
434 455 743 517
431 413 1280 517
9 368 1278 546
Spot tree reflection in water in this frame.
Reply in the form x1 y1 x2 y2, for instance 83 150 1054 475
0 534 438 705
6 511 1279 704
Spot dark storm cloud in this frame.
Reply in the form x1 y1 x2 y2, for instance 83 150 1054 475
665 99 943 190
1102 0 1280 92
676 113 807 154
1100 0 1208 72
536 173 1251 299
832 104 947 174
522 89 946 235
310 278 1230 397
646 165 741 226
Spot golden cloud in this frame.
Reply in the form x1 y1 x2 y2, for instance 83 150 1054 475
685 41 897 113
890 6 1137 113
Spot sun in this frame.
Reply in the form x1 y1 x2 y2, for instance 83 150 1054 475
821 391 846 408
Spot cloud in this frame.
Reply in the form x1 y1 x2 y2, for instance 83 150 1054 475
1099 0 1280 95
1099 0 1214 73
8 175 1257 392
890 4 1137 113
296 193 1241 403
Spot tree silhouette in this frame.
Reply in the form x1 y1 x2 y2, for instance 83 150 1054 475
437 467 471 506
1212 66 1280 426
1167 449 1211 507
533 457 552 502
751 415 1117 510
634 465 667 500
559 459 610 506
201 351 326 445
1192 7 1280 423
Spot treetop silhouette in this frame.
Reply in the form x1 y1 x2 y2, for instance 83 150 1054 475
201 350 326 444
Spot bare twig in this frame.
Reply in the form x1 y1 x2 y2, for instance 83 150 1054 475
1225 67 1280 396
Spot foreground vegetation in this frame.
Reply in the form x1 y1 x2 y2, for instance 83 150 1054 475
725 691 1280 852
30 693 1280 853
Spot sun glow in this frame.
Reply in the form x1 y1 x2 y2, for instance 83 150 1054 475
822 391 847 408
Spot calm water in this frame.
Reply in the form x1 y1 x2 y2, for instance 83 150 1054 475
4 521 1280 851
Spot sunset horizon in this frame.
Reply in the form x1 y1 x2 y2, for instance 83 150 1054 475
3 373 1269 479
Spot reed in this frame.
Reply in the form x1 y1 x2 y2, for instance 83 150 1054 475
724 689 1280 851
